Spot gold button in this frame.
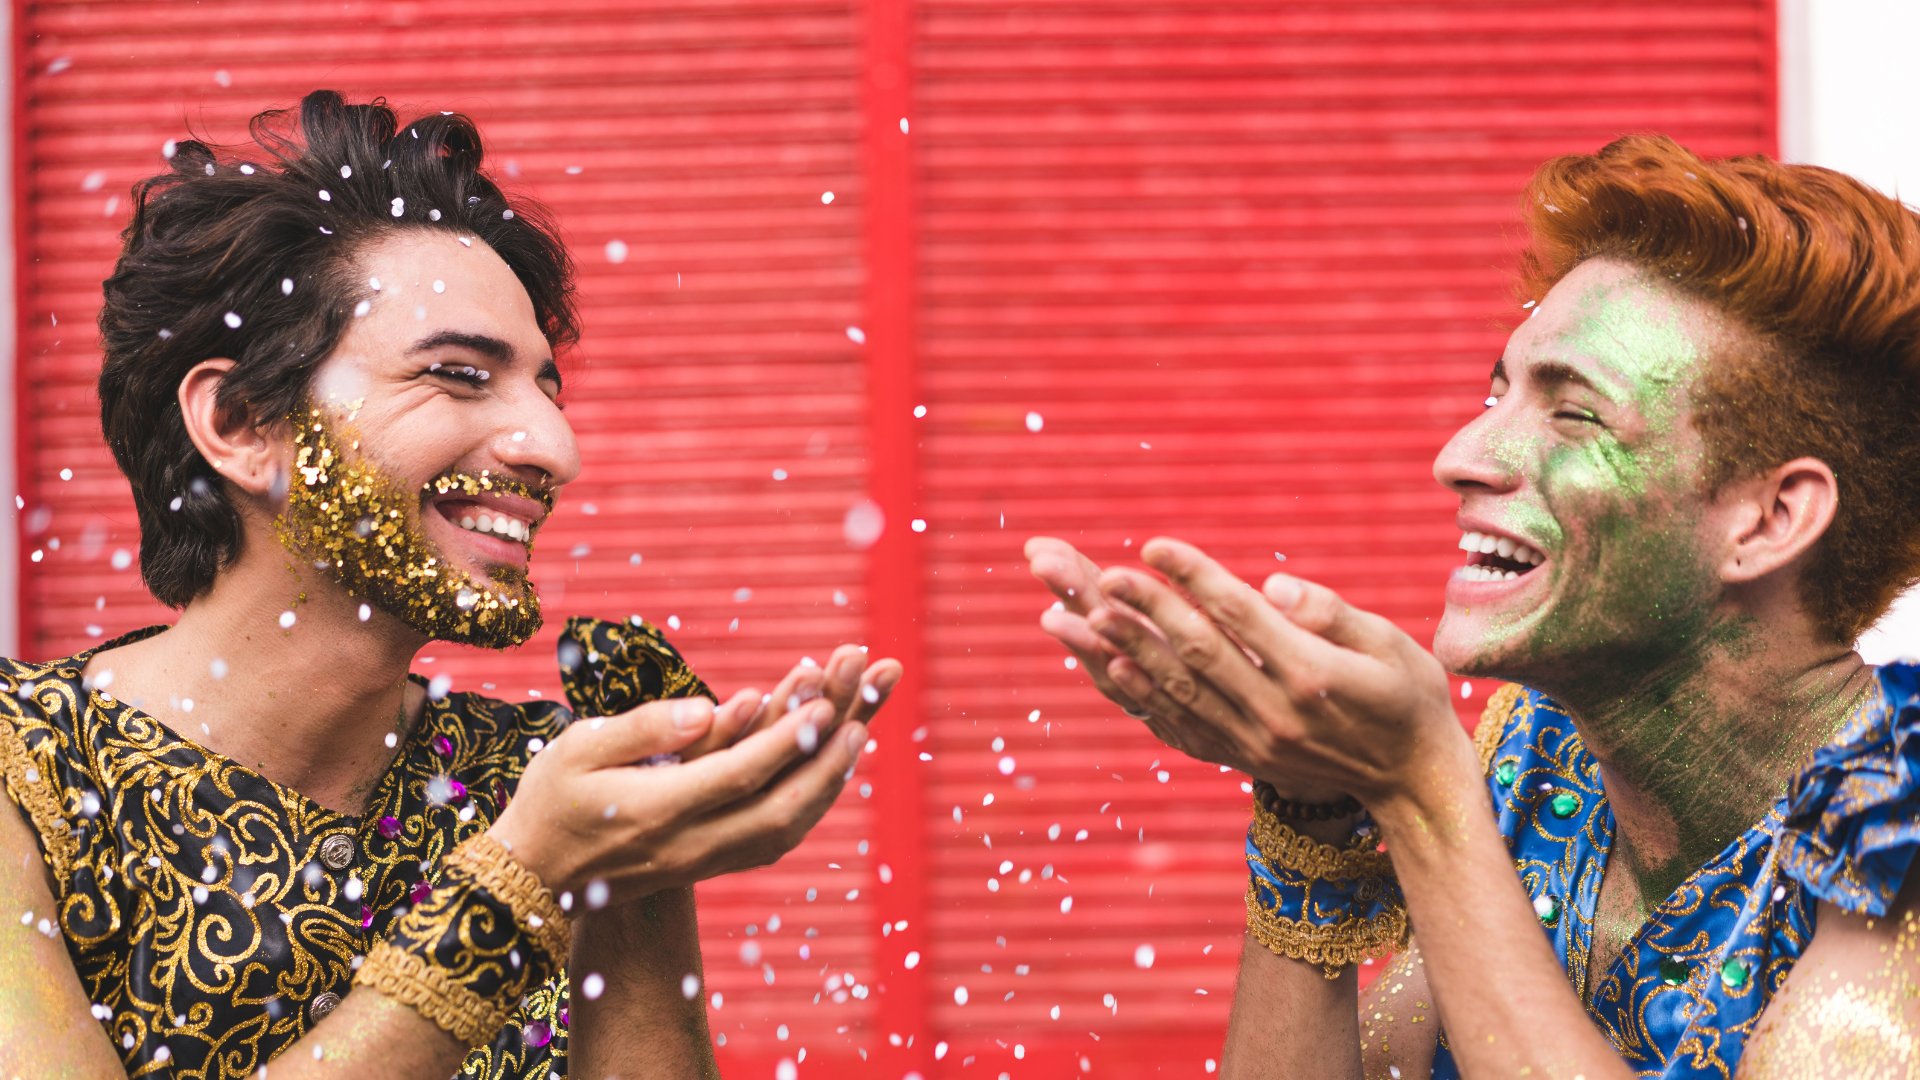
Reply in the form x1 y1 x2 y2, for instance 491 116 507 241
310 991 341 1022
318 834 355 871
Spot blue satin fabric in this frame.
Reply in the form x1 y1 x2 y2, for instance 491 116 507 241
1429 663 1919 1078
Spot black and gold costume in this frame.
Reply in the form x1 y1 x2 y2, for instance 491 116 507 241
0 615 708 1078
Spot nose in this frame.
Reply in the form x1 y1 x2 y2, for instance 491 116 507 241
1433 403 1522 496
492 390 581 491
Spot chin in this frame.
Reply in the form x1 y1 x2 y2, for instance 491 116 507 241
1432 611 1533 684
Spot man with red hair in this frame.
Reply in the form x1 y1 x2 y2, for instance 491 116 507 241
1031 135 1919 1077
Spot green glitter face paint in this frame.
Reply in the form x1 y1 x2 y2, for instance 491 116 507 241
1433 259 1730 682
274 404 553 648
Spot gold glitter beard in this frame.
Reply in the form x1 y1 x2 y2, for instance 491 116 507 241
273 406 549 649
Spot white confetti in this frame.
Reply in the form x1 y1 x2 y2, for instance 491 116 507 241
389 197 405 218
278 610 296 629
1134 944 1155 969
680 972 701 999
223 311 243 329
843 500 885 549
820 191 835 204
358 603 372 622
581 972 605 1000
1024 411 1044 432
910 518 927 533
340 165 353 179
953 986 968 1005
1060 896 1073 914
585 879 610 909
604 239 628 264
428 674 453 700
845 325 865 344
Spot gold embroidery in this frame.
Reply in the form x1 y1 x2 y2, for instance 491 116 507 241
360 939 506 1048
1248 796 1393 881
0 709 74 881
445 831 571 964
1245 880 1410 979
1474 683 1523 773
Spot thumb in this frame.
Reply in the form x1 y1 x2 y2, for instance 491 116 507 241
566 696 716 769
1262 574 1397 656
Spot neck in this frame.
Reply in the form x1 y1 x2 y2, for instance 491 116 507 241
1540 616 1872 902
83 551 429 815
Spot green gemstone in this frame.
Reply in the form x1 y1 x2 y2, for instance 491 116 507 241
1548 791 1582 819
1719 957 1751 989
1494 760 1518 786
1533 894 1561 927
1658 957 1690 986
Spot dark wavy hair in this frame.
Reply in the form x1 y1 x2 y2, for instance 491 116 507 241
98 90 578 608
1519 135 1920 642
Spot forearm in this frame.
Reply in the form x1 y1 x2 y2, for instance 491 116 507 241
1372 749 1632 1079
568 885 720 1080
1223 937 1363 1080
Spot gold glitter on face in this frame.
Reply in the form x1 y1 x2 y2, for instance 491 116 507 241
274 405 554 648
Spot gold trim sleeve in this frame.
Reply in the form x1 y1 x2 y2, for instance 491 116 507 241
1248 796 1394 881
445 831 572 965
0 716 75 882
358 940 506 1048
1244 880 1410 979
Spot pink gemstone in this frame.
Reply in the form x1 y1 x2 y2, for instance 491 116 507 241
448 779 468 804
522 1020 552 1049
558 1008 570 1027
431 735 454 758
359 906 374 929
410 879 434 905
377 815 402 840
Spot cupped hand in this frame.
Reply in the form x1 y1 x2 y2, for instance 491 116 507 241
1090 537 1466 808
491 648 902 904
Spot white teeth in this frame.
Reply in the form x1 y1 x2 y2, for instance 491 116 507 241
1503 570 1518 580
1478 534 1499 555
1459 533 1479 552
1515 545 1537 565
1495 537 1516 559
449 506 531 544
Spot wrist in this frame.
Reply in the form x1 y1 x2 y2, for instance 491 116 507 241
1366 729 1483 853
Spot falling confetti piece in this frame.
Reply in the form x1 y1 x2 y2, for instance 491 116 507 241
605 239 628 264
1025 411 1044 432
845 325 866 344
278 611 296 629
1135 944 1156 969
820 191 835 204
223 311 243 329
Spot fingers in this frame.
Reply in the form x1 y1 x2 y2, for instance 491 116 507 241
820 644 867 721
1025 536 1108 615
849 659 903 725
1098 565 1277 714
1087 597 1257 732
692 718 869 874
562 696 717 770
1259 572 1401 656
677 689 764 762
671 697 842 814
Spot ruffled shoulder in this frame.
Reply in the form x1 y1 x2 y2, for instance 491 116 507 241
555 616 712 719
1473 683 1529 775
1775 662 1920 916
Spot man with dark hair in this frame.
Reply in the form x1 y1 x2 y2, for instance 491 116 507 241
0 91 900 1078
1031 136 1919 1077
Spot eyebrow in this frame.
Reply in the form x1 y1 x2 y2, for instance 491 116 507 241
1491 357 1619 404
407 330 563 393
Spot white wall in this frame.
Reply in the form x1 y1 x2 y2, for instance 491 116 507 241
1781 0 1920 663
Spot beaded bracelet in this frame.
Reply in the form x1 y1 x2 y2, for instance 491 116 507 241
1252 779 1364 822
357 832 572 1047
1244 793 1407 978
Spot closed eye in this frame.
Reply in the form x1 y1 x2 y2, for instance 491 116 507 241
427 363 490 385
1554 408 1601 424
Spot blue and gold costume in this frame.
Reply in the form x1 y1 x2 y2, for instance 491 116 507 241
1430 663 1920 1078
0 616 707 1079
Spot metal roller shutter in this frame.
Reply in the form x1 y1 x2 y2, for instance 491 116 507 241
14 0 1778 1075
15 1 875 1072
909 2 1775 1074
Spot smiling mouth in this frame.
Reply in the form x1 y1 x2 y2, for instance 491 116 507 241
1457 530 1545 583
433 500 536 547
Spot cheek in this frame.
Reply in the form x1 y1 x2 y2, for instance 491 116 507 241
309 365 375 408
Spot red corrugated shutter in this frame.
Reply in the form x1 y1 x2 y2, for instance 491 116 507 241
909 2 1775 1074
14 1 877 1071
14 0 1777 1075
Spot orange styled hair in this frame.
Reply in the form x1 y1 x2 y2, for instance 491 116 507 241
1518 135 1920 644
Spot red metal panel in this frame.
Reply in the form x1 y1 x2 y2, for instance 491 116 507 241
14 1 1781 1075
910 2 1776 1074
14 1 875 1070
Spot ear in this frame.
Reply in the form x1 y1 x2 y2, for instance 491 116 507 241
1716 456 1838 585
178 360 288 500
